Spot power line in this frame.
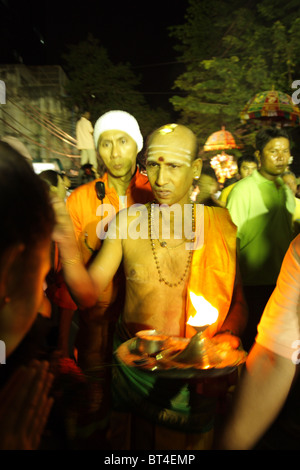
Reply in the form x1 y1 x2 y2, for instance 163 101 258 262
0 117 80 158
8 98 77 148
26 101 77 144
0 107 73 152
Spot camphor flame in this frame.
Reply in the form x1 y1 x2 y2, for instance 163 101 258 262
187 292 218 327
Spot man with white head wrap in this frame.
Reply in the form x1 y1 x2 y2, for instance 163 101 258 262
65 110 152 442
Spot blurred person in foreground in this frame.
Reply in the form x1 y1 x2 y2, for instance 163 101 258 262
217 234 300 450
0 135 33 165
39 169 70 202
39 169 77 358
0 142 55 449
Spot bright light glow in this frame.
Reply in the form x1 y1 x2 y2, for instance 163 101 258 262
210 152 238 184
158 124 178 135
187 292 218 327
32 162 59 174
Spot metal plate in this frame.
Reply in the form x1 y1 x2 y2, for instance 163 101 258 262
115 336 247 379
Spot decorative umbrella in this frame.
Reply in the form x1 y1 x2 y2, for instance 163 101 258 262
240 89 300 126
203 126 239 152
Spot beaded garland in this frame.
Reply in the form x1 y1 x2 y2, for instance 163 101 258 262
149 202 195 287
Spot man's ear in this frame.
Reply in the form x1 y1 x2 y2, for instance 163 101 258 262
254 150 261 167
49 185 58 196
0 243 25 301
192 158 203 180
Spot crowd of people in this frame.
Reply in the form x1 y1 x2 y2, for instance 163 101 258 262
0 110 299 451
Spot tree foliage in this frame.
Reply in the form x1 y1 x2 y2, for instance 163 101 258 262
61 34 170 138
169 0 300 148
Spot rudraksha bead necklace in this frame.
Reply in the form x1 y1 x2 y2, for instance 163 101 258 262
149 202 195 287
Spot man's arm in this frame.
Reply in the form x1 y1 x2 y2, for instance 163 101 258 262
226 183 248 239
53 197 123 308
65 192 83 242
217 236 300 449
217 343 295 449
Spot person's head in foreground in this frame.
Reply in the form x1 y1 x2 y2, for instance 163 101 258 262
145 123 201 206
39 169 70 201
0 142 55 357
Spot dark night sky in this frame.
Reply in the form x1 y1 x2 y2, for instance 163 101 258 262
0 0 189 110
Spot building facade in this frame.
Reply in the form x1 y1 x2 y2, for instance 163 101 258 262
0 64 79 171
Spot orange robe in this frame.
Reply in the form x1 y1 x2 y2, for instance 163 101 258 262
186 205 237 337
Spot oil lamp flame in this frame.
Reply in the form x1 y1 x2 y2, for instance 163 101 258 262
187 292 218 329
170 293 220 367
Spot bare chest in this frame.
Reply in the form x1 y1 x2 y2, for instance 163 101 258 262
123 237 193 286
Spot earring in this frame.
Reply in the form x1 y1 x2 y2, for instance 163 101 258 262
194 175 199 180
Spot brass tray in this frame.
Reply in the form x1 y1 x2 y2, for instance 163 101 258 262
115 335 247 379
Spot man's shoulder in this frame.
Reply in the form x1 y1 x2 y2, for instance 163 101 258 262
107 204 149 242
220 182 236 200
134 169 151 187
226 174 258 204
290 233 300 258
233 174 257 190
130 169 153 202
204 204 234 224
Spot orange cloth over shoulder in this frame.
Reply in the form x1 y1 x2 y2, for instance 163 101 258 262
186 205 237 337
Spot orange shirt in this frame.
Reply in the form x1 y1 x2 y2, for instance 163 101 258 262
66 168 153 264
48 169 152 312
66 168 153 309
